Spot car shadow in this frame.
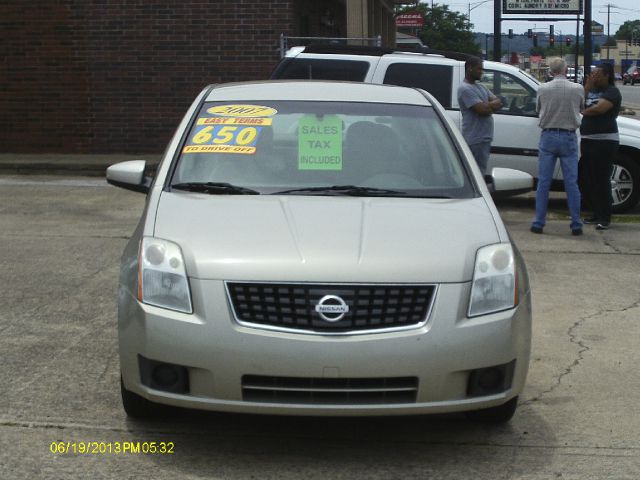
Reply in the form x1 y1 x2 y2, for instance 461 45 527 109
126 406 556 477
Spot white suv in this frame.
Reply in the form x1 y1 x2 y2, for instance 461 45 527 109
271 45 640 213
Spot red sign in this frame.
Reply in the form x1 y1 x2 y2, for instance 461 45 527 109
395 13 424 27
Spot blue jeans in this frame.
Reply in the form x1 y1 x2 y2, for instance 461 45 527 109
532 130 582 230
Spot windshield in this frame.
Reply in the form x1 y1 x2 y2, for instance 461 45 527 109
171 100 475 198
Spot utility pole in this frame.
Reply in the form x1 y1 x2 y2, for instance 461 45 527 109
493 0 501 62
584 0 592 74
605 3 614 60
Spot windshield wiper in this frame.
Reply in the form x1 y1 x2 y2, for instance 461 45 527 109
273 185 406 196
171 182 260 195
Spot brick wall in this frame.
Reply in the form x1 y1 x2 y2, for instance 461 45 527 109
0 1 295 153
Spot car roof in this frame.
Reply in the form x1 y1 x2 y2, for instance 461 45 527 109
286 44 472 62
206 80 434 106
284 45 520 72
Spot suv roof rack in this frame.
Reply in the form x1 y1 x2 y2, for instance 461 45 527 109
299 44 473 62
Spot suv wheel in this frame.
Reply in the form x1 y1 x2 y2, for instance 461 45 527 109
611 154 639 213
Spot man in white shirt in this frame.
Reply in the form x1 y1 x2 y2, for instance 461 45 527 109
531 57 585 236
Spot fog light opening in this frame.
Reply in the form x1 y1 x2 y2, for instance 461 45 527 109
138 355 190 394
152 365 180 388
467 360 516 397
478 368 503 391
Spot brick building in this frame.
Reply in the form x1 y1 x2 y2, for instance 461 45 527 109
1 0 399 154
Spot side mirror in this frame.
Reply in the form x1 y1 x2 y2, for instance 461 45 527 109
106 160 152 194
485 167 533 197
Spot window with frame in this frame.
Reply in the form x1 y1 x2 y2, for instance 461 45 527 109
479 70 537 116
383 63 453 109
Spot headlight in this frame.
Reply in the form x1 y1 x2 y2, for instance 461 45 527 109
137 237 192 313
468 243 517 317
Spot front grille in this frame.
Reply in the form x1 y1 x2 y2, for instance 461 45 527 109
242 375 419 404
226 282 436 333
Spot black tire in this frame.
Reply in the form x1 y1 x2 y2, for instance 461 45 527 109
465 396 518 423
611 153 640 213
120 376 163 419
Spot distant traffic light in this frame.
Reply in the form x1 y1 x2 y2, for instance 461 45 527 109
533 34 538 47
549 36 555 47
566 37 572 47
508 29 513 39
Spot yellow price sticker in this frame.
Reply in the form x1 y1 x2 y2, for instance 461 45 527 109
207 104 277 117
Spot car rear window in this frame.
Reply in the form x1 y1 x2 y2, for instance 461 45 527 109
271 58 370 81
171 100 474 198
383 63 453 108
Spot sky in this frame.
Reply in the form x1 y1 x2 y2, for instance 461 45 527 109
420 0 640 35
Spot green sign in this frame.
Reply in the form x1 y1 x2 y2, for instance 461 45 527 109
298 115 342 170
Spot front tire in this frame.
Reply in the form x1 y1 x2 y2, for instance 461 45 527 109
466 396 518 423
121 376 163 419
611 154 640 213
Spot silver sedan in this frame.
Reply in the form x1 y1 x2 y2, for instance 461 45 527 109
108 80 533 422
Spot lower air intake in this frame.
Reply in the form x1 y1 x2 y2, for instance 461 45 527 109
242 375 418 405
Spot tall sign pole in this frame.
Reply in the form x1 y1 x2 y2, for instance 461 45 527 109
584 0 592 74
494 0 501 62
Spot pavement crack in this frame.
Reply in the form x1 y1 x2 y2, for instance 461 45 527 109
98 349 118 382
602 237 623 254
523 298 640 407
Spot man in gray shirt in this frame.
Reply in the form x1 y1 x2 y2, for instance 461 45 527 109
530 57 584 236
457 56 502 174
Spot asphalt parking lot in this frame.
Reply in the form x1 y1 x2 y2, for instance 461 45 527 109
1 176 639 479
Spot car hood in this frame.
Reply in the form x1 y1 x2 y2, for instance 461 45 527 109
153 193 501 283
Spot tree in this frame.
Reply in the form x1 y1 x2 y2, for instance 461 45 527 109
530 46 545 56
614 20 640 40
398 4 480 55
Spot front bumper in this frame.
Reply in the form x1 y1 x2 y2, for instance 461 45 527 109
118 280 532 416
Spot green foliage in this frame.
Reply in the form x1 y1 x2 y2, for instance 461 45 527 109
614 20 640 40
398 4 480 55
529 46 545 56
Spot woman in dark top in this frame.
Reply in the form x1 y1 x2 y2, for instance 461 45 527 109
580 62 622 230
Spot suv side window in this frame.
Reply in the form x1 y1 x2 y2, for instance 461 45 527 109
480 70 537 116
270 58 370 81
382 63 453 108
